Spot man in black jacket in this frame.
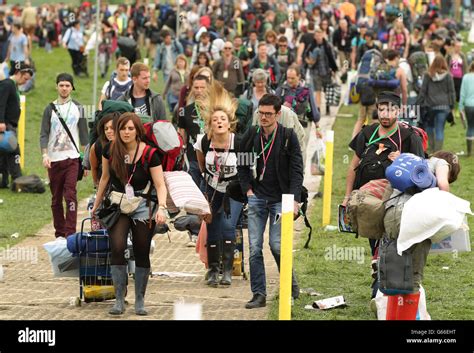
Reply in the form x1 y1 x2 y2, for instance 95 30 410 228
332 17 356 83
0 64 33 188
238 94 303 309
342 91 424 303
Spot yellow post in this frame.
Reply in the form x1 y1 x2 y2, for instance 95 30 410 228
18 95 26 170
322 130 334 226
279 194 294 321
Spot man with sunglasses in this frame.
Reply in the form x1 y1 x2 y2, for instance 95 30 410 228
341 91 424 307
0 63 33 188
273 36 295 74
212 41 245 95
238 93 303 309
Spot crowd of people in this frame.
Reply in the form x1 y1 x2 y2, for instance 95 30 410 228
0 0 472 318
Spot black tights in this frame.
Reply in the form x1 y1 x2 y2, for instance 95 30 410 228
109 214 155 268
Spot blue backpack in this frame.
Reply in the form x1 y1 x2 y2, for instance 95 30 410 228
385 153 436 193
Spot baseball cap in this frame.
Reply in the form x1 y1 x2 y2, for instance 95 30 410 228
56 73 75 90
376 91 401 107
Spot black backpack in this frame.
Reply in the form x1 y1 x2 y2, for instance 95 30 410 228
353 126 394 190
11 175 46 193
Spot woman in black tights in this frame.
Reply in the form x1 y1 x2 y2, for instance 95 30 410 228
92 113 168 316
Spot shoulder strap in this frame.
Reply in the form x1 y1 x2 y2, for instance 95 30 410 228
50 102 80 153
201 134 211 155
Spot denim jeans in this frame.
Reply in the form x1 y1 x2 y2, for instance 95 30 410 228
247 194 299 297
187 159 203 188
202 186 243 243
426 108 449 142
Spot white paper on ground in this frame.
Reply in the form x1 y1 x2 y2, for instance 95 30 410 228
313 295 346 310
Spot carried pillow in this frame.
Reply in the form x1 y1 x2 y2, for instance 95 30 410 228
164 171 211 216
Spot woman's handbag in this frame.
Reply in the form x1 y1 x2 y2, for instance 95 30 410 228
95 198 122 229
109 182 151 215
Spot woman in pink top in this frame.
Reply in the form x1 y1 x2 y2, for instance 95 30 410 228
446 39 468 102
388 21 410 59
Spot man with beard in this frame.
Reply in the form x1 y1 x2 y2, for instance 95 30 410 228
341 91 424 305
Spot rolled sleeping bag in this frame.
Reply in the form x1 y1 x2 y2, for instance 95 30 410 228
410 163 437 190
385 153 422 192
368 79 400 89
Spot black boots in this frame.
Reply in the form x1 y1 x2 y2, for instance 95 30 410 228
467 139 473 157
219 240 235 286
134 267 150 315
245 293 266 309
206 242 220 287
109 265 127 315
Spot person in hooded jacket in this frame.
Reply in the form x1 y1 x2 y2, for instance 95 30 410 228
416 55 456 153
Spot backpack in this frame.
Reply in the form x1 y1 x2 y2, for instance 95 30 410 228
356 49 399 94
385 153 436 193
400 122 428 155
346 178 394 239
143 120 184 172
378 237 414 295
235 97 254 134
11 175 46 193
408 51 429 94
106 71 132 101
279 85 312 123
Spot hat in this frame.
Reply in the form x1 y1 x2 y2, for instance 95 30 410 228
376 91 401 107
56 73 75 90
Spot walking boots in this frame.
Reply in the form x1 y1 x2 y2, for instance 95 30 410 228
219 240 235 286
467 139 472 157
134 267 150 315
206 242 220 287
109 265 128 315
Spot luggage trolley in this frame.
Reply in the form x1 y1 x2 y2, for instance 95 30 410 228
71 217 116 306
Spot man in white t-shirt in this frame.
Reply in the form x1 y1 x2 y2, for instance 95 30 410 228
98 57 132 109
40 73 89 238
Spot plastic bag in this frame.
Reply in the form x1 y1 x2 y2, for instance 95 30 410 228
43 238 79 277
310 137 326 176
375 286 431 320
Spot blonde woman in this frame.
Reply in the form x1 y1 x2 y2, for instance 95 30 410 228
193 82 243 287
388 20 410 59
163 54 189 113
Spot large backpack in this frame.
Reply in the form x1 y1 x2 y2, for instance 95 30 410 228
105 72 132 101
143 120 184 172
347 178 394 239
407 51 429 94
278 85 312 124
356 49 400 105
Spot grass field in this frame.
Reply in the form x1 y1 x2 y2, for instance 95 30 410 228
268 84 474 320
0 45 165 248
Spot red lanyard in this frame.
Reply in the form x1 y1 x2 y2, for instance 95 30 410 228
259 125 278 179
386 126 402 152
127 143 140 184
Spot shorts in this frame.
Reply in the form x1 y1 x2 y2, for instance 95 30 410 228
125 198 157 221
312 74 331 92
358 104 376 123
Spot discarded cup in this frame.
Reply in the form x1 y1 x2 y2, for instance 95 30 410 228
0 199 3 205
324 225 338 232
10 232 19 239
